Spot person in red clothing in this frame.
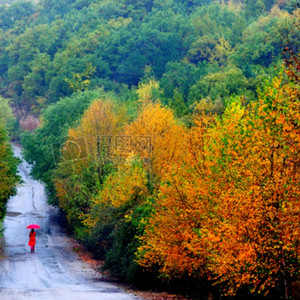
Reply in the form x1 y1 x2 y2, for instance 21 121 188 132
28 229 36 253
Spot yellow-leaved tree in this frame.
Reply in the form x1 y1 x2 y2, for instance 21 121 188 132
125 102 186 177
54 99 124 230
83 157 152 280
137 75 300 298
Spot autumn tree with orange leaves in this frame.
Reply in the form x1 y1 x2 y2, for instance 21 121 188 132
54 99 124 231
137 74 300 299
83 158 153 280
125 101 186 178
82 96 187 281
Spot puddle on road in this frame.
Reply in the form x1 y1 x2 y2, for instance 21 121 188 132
30 212 46 218
6 212 22 217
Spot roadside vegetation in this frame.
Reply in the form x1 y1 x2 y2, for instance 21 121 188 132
0 97 20 254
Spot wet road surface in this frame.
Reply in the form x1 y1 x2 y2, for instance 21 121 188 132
0 146 141 300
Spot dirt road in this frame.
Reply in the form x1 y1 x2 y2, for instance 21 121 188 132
0 146 141 300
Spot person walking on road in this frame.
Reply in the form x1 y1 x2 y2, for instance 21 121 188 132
28 228 36 253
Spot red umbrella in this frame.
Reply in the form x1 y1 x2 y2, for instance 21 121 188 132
27 224 41 229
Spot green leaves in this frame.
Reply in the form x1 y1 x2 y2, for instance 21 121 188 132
21 90 103 201
0 128 20 220
0 0 288 114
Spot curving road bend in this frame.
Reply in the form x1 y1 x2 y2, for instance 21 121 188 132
0 146 141 300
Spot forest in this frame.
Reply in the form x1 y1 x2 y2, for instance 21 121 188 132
0 0 299 299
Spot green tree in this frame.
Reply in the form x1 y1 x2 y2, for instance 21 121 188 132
0 97 14 130
0 1 35 29
21 90 103 203
188 66 251 105
232 7 288 68
0 128 20 220
85 160 152 282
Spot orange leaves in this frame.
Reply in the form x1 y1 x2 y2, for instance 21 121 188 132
80 99 122 136
70 99 124 160
57 99 124 171
53 99 123 225
136 75 300 297
125 102 186 176
137 122 213 277
208 77 300 295
52 70 299 297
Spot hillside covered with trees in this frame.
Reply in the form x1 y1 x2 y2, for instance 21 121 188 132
0 0 299 299
0 0 296 115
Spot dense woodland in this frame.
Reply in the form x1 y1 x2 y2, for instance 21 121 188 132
0 0 299 299
1 0 298 114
